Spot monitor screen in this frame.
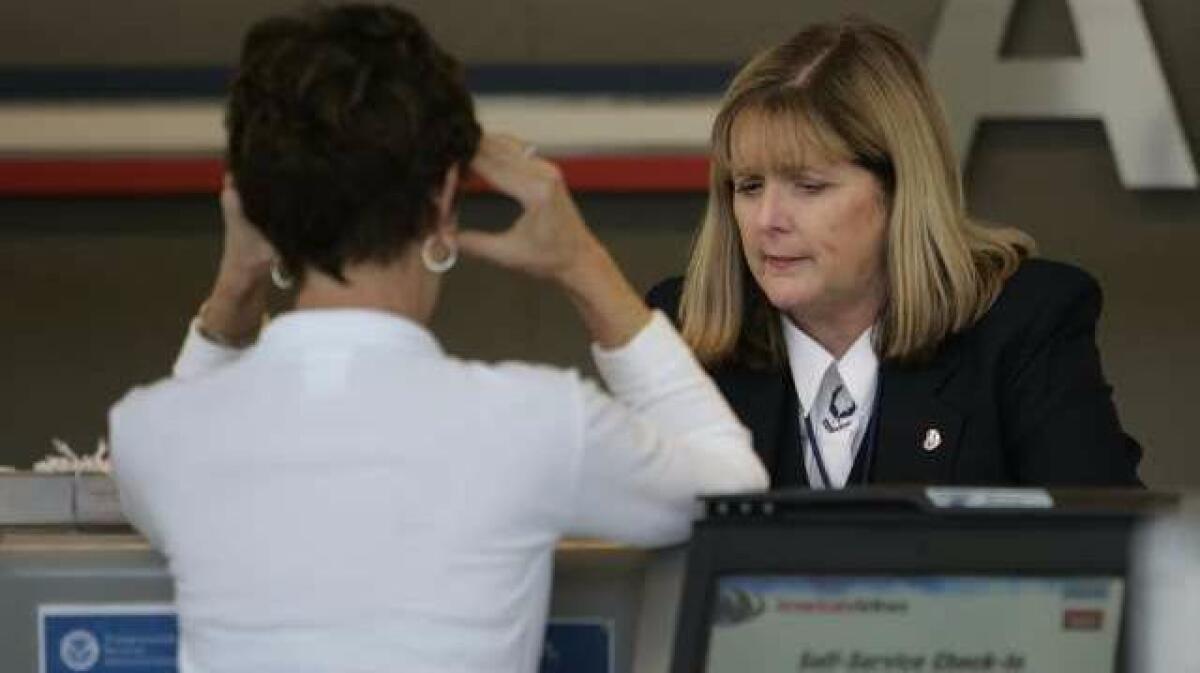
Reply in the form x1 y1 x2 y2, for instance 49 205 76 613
705 575 1124 673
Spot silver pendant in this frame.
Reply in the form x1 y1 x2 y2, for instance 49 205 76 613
922 428 942 452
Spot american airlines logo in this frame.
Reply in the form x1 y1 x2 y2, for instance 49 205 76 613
776 598 909 614
930 0 1196 189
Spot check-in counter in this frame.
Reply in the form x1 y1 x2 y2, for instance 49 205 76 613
0 473 684 673
7 474 1198 673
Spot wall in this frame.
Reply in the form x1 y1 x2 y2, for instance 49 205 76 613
1 0 1198 487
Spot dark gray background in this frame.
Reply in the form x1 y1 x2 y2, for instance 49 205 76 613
2 0 1198 487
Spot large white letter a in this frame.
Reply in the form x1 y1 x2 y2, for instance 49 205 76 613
928 0 1197 189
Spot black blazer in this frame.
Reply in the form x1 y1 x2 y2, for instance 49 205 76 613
647 259 1142 487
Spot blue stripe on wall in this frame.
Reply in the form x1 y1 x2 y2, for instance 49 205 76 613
0 67 232 100
0 64 737 100
468 64 735 95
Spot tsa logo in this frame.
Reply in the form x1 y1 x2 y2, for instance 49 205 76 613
58 629 101 672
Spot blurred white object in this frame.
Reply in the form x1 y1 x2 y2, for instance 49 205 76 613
1130 496 1200 672
31 438 111 474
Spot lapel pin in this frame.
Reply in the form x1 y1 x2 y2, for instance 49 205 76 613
922 428 942 452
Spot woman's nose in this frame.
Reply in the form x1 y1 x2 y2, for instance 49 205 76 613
755 181 790 233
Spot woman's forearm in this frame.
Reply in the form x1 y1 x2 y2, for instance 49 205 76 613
558 241 652 350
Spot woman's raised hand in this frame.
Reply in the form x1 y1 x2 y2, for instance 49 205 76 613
459 134 650 348
458 134 600 283
216 173 277 288
199 174 276 346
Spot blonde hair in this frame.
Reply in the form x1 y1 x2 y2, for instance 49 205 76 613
680 18 1033 366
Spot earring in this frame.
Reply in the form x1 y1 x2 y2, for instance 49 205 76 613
270 259 294 290
421 235 457 273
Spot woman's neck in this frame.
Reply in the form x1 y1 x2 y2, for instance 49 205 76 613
786 287 884 359
294 254 436 324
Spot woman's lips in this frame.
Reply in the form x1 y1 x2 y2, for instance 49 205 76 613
763 254 809 272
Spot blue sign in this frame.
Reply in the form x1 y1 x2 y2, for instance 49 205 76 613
39 605 177 673
541 620 612 673
40 607 611 673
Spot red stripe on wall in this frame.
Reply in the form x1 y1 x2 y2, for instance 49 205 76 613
0 158 224 196
0 155 710 196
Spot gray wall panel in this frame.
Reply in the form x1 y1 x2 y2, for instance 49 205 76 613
0 1 940 66
0 194 702 470
1 0 1198 486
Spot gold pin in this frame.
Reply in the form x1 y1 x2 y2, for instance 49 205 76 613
922 428 942 452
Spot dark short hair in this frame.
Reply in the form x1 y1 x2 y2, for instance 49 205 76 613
226 3 481 282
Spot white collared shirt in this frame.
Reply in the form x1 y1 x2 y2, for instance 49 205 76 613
782 317 879 488
110 309 766 673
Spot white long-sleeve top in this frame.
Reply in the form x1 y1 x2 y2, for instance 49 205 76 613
109 309 766 673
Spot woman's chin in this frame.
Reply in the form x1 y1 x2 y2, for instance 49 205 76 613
759 286 819 316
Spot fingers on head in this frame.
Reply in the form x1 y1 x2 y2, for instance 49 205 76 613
482 133 526 156
525 167 563 207
477 134 553 172
463 134 567 214
220 185 242 214
220 172 242 207
456 230 515 265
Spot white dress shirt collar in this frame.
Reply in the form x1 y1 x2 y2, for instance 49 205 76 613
782 316 880 488
257 308 443 355
781 316 879 415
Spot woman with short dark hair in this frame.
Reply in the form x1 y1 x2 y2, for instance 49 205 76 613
225 2 483 293
110 5 766 672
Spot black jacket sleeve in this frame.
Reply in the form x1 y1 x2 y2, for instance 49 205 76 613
646 277 684 325
996 265 1143 486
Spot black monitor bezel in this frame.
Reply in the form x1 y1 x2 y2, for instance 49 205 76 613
670 504 1138 673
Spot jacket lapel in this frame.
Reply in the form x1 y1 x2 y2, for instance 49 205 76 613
871 338 966 485
715 336 969 488
714 364 808 487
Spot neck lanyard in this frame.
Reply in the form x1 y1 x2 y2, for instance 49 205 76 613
802 378 883 489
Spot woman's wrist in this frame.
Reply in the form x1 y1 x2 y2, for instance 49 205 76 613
198 273 269 347
560 243 652 349
214 252 272 293
197 303 258 348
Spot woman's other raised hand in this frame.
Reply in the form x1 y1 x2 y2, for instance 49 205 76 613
459 135 650 348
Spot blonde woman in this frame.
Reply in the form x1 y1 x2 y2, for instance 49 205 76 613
649 18 1141 489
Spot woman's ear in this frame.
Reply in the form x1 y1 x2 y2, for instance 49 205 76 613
432 164 461 236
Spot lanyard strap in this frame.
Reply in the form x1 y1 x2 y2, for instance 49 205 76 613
802 379 883 489
802 413 836 488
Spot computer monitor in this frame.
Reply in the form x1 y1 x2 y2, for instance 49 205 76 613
670 488 1165 673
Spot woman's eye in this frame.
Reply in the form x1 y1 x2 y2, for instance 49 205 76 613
797 180 828 193
733 179 762 195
